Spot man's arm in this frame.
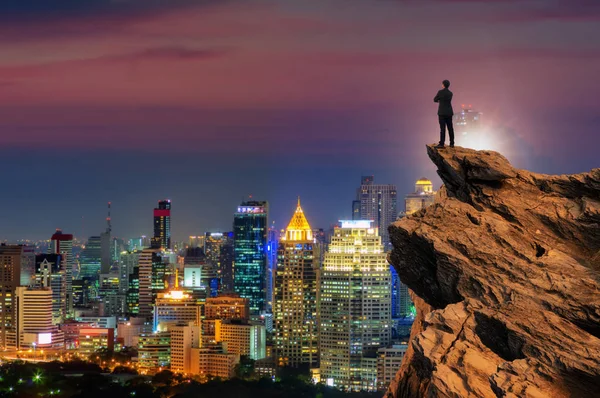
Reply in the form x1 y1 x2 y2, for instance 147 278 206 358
434 91 440 102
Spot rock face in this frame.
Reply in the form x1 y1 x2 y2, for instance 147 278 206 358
386 146 600 398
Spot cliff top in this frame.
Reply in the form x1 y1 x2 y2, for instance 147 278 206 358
387 145 600 398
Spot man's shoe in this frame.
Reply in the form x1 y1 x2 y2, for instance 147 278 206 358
436 144 445 148
450 144 455 148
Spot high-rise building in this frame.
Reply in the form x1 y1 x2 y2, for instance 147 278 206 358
126 266 140 317
152 200 172 250
79 236 102 280
319 221 392 392
266 224 278 313
98 273 125 317
219 233 235 293
170 322 201 374
214 320 266 360
153 284 201 332
72 278 93 307
138 249 168 319
354 176 397 248
49 230 74 316
34 254 67 324
404 178 436 216
9 286 65 350
0 245 34 348
183 247 217 298
274 199 319 368
233 201 268 316
119 251 141 295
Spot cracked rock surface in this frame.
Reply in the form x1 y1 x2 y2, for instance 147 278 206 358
386 145 600 398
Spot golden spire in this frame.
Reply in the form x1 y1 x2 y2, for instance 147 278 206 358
285 197 313 241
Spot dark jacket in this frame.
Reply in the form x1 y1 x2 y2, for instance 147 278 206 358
434 88 454 116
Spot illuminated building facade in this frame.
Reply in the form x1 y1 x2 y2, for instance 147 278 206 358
138 332 171 373
214 320 266 360
233 201 269 316
377 344 408 391
205 295 249 321
138 249 168 319
117 318 149 347
404 178 436 216
266 225 278 313
34 254 67 324
274 199 319 368
188 235 205 249
319 221 392 392
0 245 34 348
170 322 201 374
72 278 93 307
98 273 125 317
184 247 218 297
10 287 65 350
49 230 74 316
78 327 115 354
79 236 102 280
219 233 235 293
190 344 239 379
153 285 201 332
354 176 397 248
120 251 140 295
126 266 140 316
151 200 171 250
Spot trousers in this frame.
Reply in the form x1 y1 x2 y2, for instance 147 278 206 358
439 115 455 146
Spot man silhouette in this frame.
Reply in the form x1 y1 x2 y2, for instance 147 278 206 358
434 79 454 148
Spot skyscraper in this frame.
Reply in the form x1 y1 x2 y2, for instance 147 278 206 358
274 199 318 368
100 202 112 274
233 201 268 316
354 176 397 248
9 286 65 350
49 230 74 316
219 233 235 293
153 286 200 332
266 224 278 313
0 245 33 348
35 254 67 324
79 236 102 280
319 221 391 392
404 178 436 216
152 200 172 250
138 248 168 319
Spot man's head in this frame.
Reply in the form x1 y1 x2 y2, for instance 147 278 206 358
442 80 450 88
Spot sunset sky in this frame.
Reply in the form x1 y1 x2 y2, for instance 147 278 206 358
1 0 599 241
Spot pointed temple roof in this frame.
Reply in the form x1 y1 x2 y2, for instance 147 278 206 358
285 197 313 241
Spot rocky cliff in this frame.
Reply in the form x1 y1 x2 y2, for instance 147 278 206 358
386 146 600 398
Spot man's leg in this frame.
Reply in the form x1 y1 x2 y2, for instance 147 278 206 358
447 117 455 146
439 116 446 146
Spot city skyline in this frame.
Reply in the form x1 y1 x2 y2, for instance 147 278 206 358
1 0 599 240
0 177 432 242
